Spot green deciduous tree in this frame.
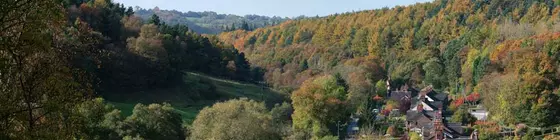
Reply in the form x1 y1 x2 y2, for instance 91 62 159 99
74 99 186 140
451 106 477 126
478 72 560 127
423 58 447 89
271 102 293 124
270 102 294 139
291 75 348 139
443 38 465 91
124 103 185 140
190 98 280 140
75 98 123 140
375 80 387 97
478 73 523 124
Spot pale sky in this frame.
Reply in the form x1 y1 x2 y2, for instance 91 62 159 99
113 0 434 18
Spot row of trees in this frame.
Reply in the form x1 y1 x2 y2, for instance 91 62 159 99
71 74 352 140
135 7 287 34
191 74 351 140
222 20 261 32
75 98 185 139
73 98 289 140
64 0 262 92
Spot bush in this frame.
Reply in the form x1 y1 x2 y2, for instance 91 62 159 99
386 125 398 137
319 135 338 140
409 132 422 140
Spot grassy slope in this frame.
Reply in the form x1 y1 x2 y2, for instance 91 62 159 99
104 72 287 124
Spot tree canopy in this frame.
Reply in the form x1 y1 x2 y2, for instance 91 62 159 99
291 75 349 139
219 0 560 128
190 98 281 140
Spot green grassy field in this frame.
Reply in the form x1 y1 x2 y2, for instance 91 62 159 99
103 72 287 124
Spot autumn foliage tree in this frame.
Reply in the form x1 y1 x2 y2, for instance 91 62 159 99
218 0 560 129
128 24 168 62
0 0 94 138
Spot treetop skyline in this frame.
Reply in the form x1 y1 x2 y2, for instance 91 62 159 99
114 0 433 17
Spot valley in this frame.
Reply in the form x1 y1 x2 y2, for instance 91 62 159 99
104 72 287 123
2 0 560 139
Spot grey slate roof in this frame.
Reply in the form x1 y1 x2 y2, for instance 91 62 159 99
389 91 411 102
405 86 466 140
429 92 448 102
445 123 464 135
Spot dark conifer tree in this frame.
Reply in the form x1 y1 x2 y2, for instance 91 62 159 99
234 52 251 81
241 21 250 31
126 7 134 16
148 14 161 26
230 23 236 31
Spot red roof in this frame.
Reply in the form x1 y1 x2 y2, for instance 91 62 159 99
373 95 383 101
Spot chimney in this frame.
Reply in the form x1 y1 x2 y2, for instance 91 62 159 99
434 107 444 140
471 129 479 140
420 94 426 102
417 103 424 112
386 79 391 97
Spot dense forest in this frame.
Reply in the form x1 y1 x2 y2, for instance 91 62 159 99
0 0 269 139
218 0 560 139
3 0 560 139
135 8 289 34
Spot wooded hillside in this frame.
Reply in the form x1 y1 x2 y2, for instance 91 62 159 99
135 8 289 34
219 0 560 127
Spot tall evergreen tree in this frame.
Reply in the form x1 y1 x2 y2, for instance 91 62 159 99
241 20 250 31
334 73 348 92
231 23 236 31
234 52 251 81
148 14 161 26
125 7 134 16
299 60 309 72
